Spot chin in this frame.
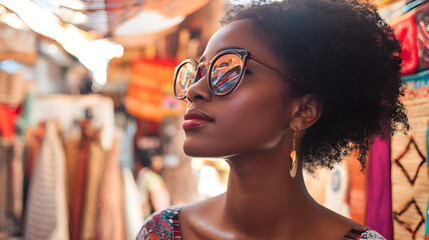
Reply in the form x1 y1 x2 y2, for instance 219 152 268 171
183 142 233 159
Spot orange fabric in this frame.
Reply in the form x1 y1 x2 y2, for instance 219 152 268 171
126 58 185 122
347 152 367 225
24 124 45 181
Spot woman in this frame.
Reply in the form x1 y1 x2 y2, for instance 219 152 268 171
137 0 409 239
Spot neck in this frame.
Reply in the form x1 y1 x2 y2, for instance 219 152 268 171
221 144 317 238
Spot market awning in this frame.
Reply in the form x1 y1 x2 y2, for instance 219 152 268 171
31 0 210 36
0 0 211 85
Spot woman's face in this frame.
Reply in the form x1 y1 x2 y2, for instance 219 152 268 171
183 20 294 158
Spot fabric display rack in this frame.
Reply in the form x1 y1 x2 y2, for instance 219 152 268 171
0 93 145 240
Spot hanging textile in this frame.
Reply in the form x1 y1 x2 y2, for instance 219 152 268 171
347 152 367 225
23 121 69 240
404 0 428 12
80 137 105 240
0 105 20 140
64 128 80 237
0 139 14 238
126 58 184 122
122 168 144 240
69 118 95 240
390 2 429 75
23 123 45 221
96 135 125 240
9 138 24 230
391 70 429 240
366 136 393 240
31 94 115 150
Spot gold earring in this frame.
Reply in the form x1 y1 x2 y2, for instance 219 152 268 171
290 130 298 179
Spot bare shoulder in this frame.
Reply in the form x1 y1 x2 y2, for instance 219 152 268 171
314 205 386 240
310 204 360 239
181 194 223 221
179 194 226 239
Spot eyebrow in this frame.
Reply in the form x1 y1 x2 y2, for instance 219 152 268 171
199 46 243 62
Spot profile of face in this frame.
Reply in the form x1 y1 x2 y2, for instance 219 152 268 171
182 20 296 159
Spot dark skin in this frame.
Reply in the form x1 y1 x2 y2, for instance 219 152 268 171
179 20 359 240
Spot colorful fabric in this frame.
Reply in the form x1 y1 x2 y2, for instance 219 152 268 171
0 140 13 237
24 121 69 240
0 105 19 140
136 207 385 240
344 225 385 240
136 207 180 240
96 135 125 240
390 72 429 239
122 168 145 240
404 0 427 12
425 198 429 238
9 138 23 231
347 152 367 225
69 120 91 240
126 58 184 122
80 140 105 240
390 2 429 75
365 136 393 240
426 124 429 239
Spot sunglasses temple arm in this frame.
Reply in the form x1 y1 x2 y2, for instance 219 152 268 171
248 55 309 91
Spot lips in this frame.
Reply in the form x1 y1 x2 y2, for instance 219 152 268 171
183 109 214 130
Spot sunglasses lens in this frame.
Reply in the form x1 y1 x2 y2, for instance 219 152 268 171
175 62 197 99
210 54 243 95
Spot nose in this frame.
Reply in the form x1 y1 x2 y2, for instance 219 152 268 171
186 74 212 102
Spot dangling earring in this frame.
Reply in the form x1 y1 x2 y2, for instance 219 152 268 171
290 130 299 179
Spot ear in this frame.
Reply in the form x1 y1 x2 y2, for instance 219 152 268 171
289 94 322 131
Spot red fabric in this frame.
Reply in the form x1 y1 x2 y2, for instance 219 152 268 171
392 10 418 75
391 2 429 75
0 105 19 140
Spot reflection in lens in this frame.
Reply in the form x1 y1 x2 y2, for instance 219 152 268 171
211 54 242 94
176 63 196 98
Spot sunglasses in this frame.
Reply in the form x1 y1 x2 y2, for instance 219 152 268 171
173 48 308 100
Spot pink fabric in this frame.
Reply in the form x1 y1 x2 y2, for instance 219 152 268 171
366 136 393 240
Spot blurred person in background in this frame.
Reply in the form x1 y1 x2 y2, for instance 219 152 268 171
137 0 409 239
136 150 171 219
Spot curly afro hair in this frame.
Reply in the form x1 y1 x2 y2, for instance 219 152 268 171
222 0 409 173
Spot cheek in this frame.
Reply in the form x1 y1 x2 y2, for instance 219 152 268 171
220 93 286 148
183 87 287 157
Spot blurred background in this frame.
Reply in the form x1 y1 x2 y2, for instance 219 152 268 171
0 0 428 239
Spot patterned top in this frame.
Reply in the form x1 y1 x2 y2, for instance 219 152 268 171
136 207 386 240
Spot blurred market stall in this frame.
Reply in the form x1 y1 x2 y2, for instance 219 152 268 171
0 0 223 239
1 1 428 240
